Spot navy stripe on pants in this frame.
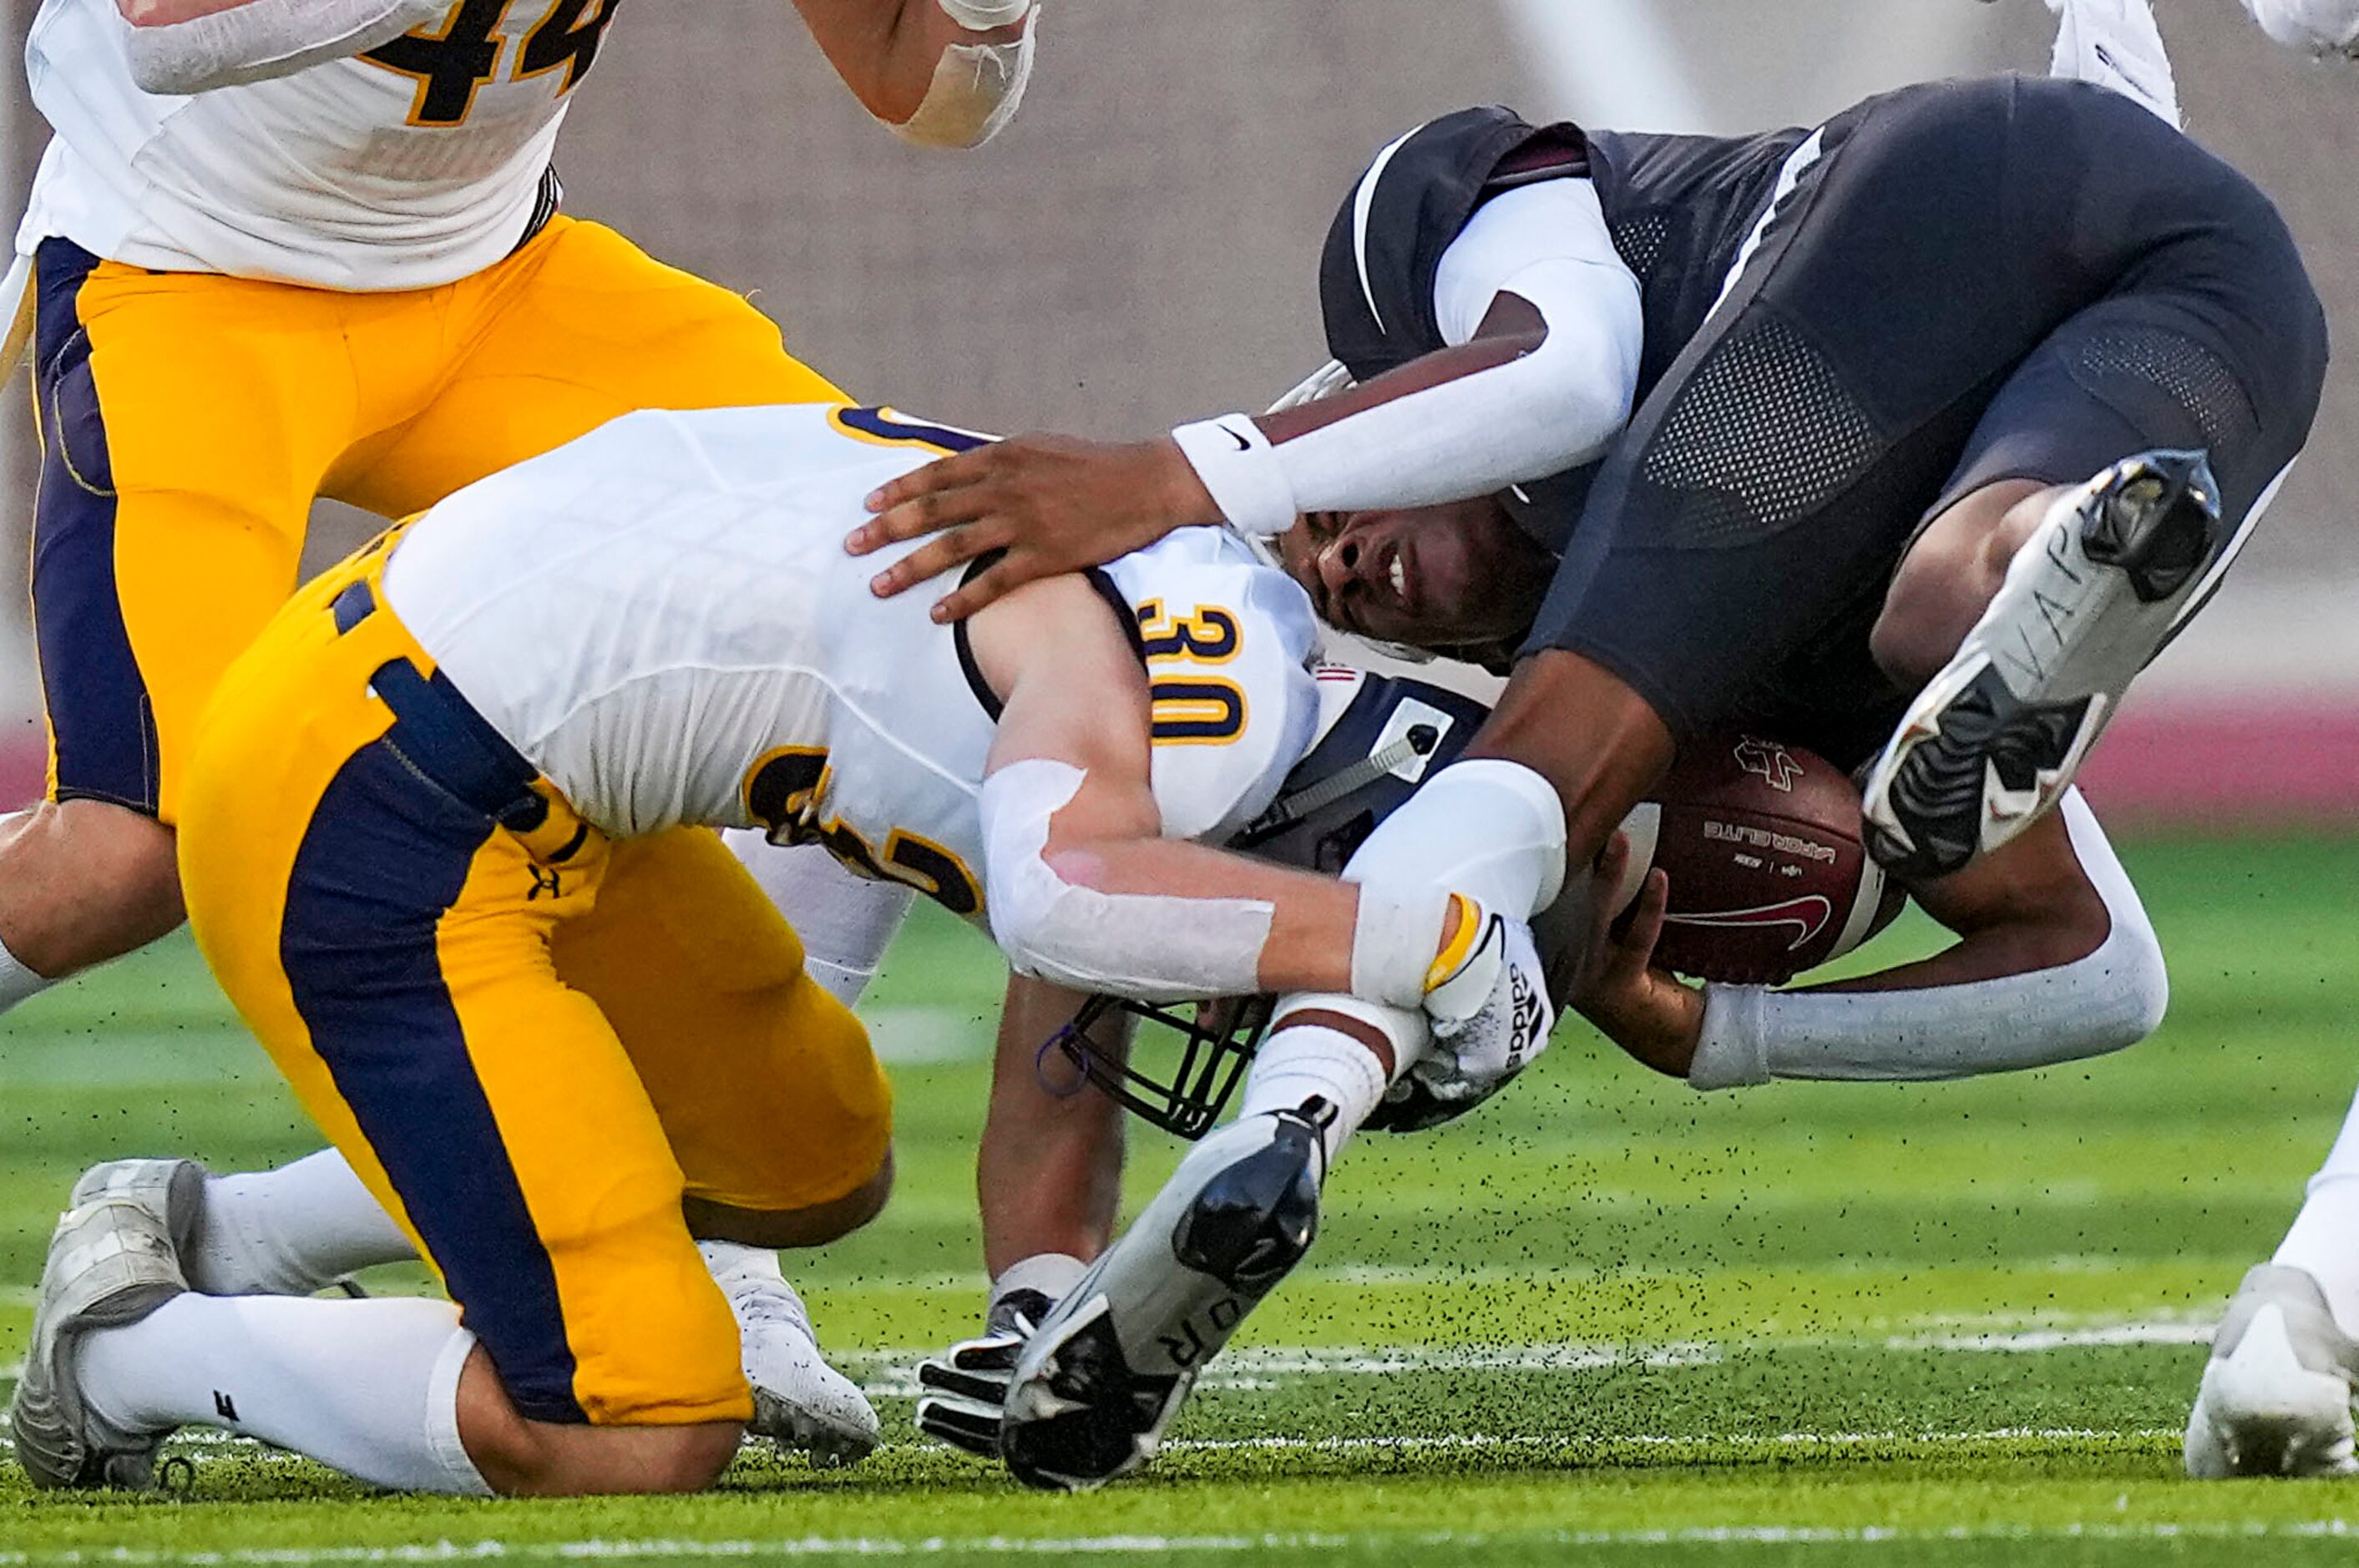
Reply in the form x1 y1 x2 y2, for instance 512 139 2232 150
29 237 159 814
280 738 587 1424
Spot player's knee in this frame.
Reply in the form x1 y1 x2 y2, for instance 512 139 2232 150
1876 483 2063 688
683 1146 895 1250
0 799 185 976
463 1376 743 1497
624 1422 742 1495
501 1422 741 1498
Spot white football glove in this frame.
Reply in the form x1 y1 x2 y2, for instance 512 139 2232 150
1408 910 1555 1113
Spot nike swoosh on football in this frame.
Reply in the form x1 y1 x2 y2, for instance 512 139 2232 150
1663 895 1833 953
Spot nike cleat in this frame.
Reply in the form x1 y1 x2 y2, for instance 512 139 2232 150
10 1164 203 1490
1865 451 2224 880
2186 1265 2359 1479
998 1102 1329 1491
704 1242 880 1467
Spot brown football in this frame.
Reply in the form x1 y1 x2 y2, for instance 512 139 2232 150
1613 732 1908 986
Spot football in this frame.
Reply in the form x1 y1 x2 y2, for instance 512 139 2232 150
1612 731 1908 986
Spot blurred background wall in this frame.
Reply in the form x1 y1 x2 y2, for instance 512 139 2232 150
0 0 2351 824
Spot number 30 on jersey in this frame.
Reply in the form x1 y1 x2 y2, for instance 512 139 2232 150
363 0 621 128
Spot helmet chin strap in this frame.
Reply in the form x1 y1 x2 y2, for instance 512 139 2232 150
1238 725 1439 847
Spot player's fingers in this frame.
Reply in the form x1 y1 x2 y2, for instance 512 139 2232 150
914 1396 1005 1457
849 472 1000 559
1590 833 1631 919
867 523 1005 599
930 556 1035 624
858 448 995 527
1620 869 1672 966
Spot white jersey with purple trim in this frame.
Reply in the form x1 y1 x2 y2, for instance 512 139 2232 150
380 402 1322 924
17 0 612 289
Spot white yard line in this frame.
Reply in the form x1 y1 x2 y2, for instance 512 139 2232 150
0 1424 2184 1463
843 1321 2216 1398
0 1324 2216 1419
7 1520 2359 1564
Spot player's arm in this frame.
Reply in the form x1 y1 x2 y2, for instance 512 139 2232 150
966 574 1493 1011
113 0 450 94
851 182 1643 620
1582 790 2169 1087
791 0 1036 149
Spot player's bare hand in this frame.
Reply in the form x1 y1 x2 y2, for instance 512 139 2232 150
849 435 1223 622
1573 837 1705 1078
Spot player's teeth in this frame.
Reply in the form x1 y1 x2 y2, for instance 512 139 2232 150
1389 557 1406 598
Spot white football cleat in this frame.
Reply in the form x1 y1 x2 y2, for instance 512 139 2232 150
701 1242 879 1467
998 1101 1329 1491
2186 1265 2359 1479
1865 450 2224 881
9 1161 204 1490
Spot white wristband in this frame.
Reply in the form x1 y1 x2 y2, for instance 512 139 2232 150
939 0 1032 28
1171 417 1299 539
1688 984 1771 1091
1349 883 1455 1012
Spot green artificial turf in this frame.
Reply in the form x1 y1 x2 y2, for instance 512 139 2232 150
3 833 2356 1565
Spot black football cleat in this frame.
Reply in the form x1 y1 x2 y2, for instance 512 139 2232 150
1865 450 2225 882
996 1102 1329 1491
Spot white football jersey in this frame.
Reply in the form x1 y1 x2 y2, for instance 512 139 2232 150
381 404 1323 925
17 0 610 288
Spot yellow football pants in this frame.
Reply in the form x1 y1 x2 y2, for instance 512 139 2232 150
178 546 890 1427
27 217 842 822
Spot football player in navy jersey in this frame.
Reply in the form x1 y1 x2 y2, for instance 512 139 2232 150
853 75 2322 894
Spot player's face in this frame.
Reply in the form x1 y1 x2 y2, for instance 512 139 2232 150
1277 498 1553 648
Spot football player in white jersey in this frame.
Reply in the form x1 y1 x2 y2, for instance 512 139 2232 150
0 0 1037 1012
10 402 1554 1498
0 0 1035 1465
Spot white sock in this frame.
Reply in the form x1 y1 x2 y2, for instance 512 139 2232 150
191 1150 418 1296
0 929 55 1016
991 1252 1088 1314
78 1293 489 1495
2274 1078 2359 1338
699 1237 784 1292
1238 1024 1391 1166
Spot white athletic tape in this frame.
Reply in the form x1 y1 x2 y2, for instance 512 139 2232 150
1345 884 1455 1009
979 759 1273 1000
938 0 1033 28
121 0 447 95
894 32 1034 149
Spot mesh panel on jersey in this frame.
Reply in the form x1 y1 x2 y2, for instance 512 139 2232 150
1607 212 1672 279
1638 313 1881 548
2075 326 2257 455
